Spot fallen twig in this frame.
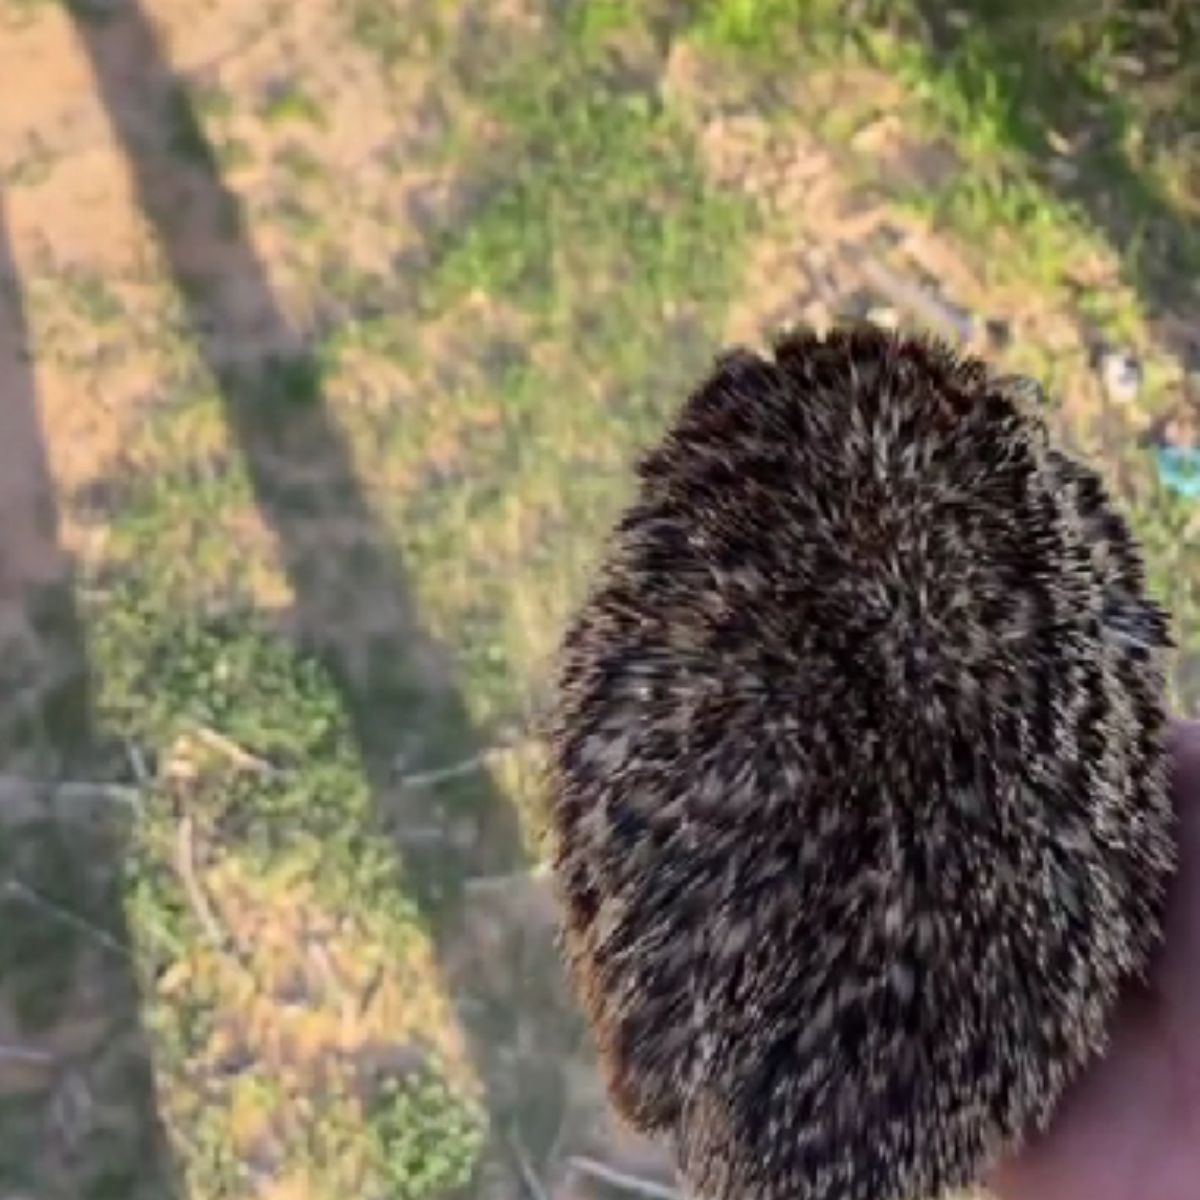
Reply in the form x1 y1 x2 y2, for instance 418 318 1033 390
0 775 141 807
306 937 349 1011
393 827 450 846
175 816 229 952
507 1130 550 1200
396 750 493 789
852 254 977 344
567 1157 683 1200
0 1043 53 1066
53 780 143 808
464 863 550 895
125 741 152 786
194 724 280 777
395 734 534 790
174 816 255 983
3 878 132 959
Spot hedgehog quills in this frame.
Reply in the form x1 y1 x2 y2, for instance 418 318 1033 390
548 328 1175 1200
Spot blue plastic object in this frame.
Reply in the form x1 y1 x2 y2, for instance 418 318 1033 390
1151 444 1200 499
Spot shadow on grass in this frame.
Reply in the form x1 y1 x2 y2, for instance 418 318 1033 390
0 192 180 1197
67 0 581 1183
902 0 1199 350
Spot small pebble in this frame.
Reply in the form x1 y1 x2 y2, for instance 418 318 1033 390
1099 349 1143 404
866 304 900 329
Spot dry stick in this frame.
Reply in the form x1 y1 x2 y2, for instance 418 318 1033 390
0 1043 53 1066
393 826 450 846
174 816 228 952
852 254 978 345
396 753 493 789
0 775 141 806
395 734 534 790
125 740 152 786
567 1157 683 1200
174 816 256 984
53 780 143 807
507 1130 550 1200
306 938 350 1011
193 724 281 777
463 862 550 895
3 878 132 959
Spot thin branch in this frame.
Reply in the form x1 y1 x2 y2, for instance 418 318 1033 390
306 938 349 1010
852 254 977 344
567 1157 683 1200
0 775 141 807
3 878 132 959
464 863 550 895
175 816 229 951
0 1043 53 1066
507 1130 549 1200
53 780 143 808
174 816 255 984
396 750 493 789
193 724 281 777
393 827 450 846
395 734 534 790
125 740 152 786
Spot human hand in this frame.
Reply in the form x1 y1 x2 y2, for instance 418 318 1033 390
987 719 1200 1200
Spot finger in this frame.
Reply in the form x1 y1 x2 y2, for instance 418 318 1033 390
1167 717 1200 798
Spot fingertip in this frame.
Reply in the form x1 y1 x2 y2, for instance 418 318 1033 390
1167 717 1200 788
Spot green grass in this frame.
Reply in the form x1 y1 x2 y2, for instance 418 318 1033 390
369 1066 486 1200
858 20 1200 303
80 569 486 1197
689 0 852 55
261 82 327 127
347 0 445 70
425 6 753 320
330 2 756 731
1 5 757 1191
687 0 1199 298
0 0 57 21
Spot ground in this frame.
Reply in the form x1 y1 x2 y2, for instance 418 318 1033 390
0 0 1197 1197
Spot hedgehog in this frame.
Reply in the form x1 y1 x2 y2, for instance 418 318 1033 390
547 326 1175 1200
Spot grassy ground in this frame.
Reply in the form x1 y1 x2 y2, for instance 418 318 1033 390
0 0 1196 1197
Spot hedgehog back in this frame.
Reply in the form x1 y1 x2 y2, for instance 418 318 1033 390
549 328 1173 1200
